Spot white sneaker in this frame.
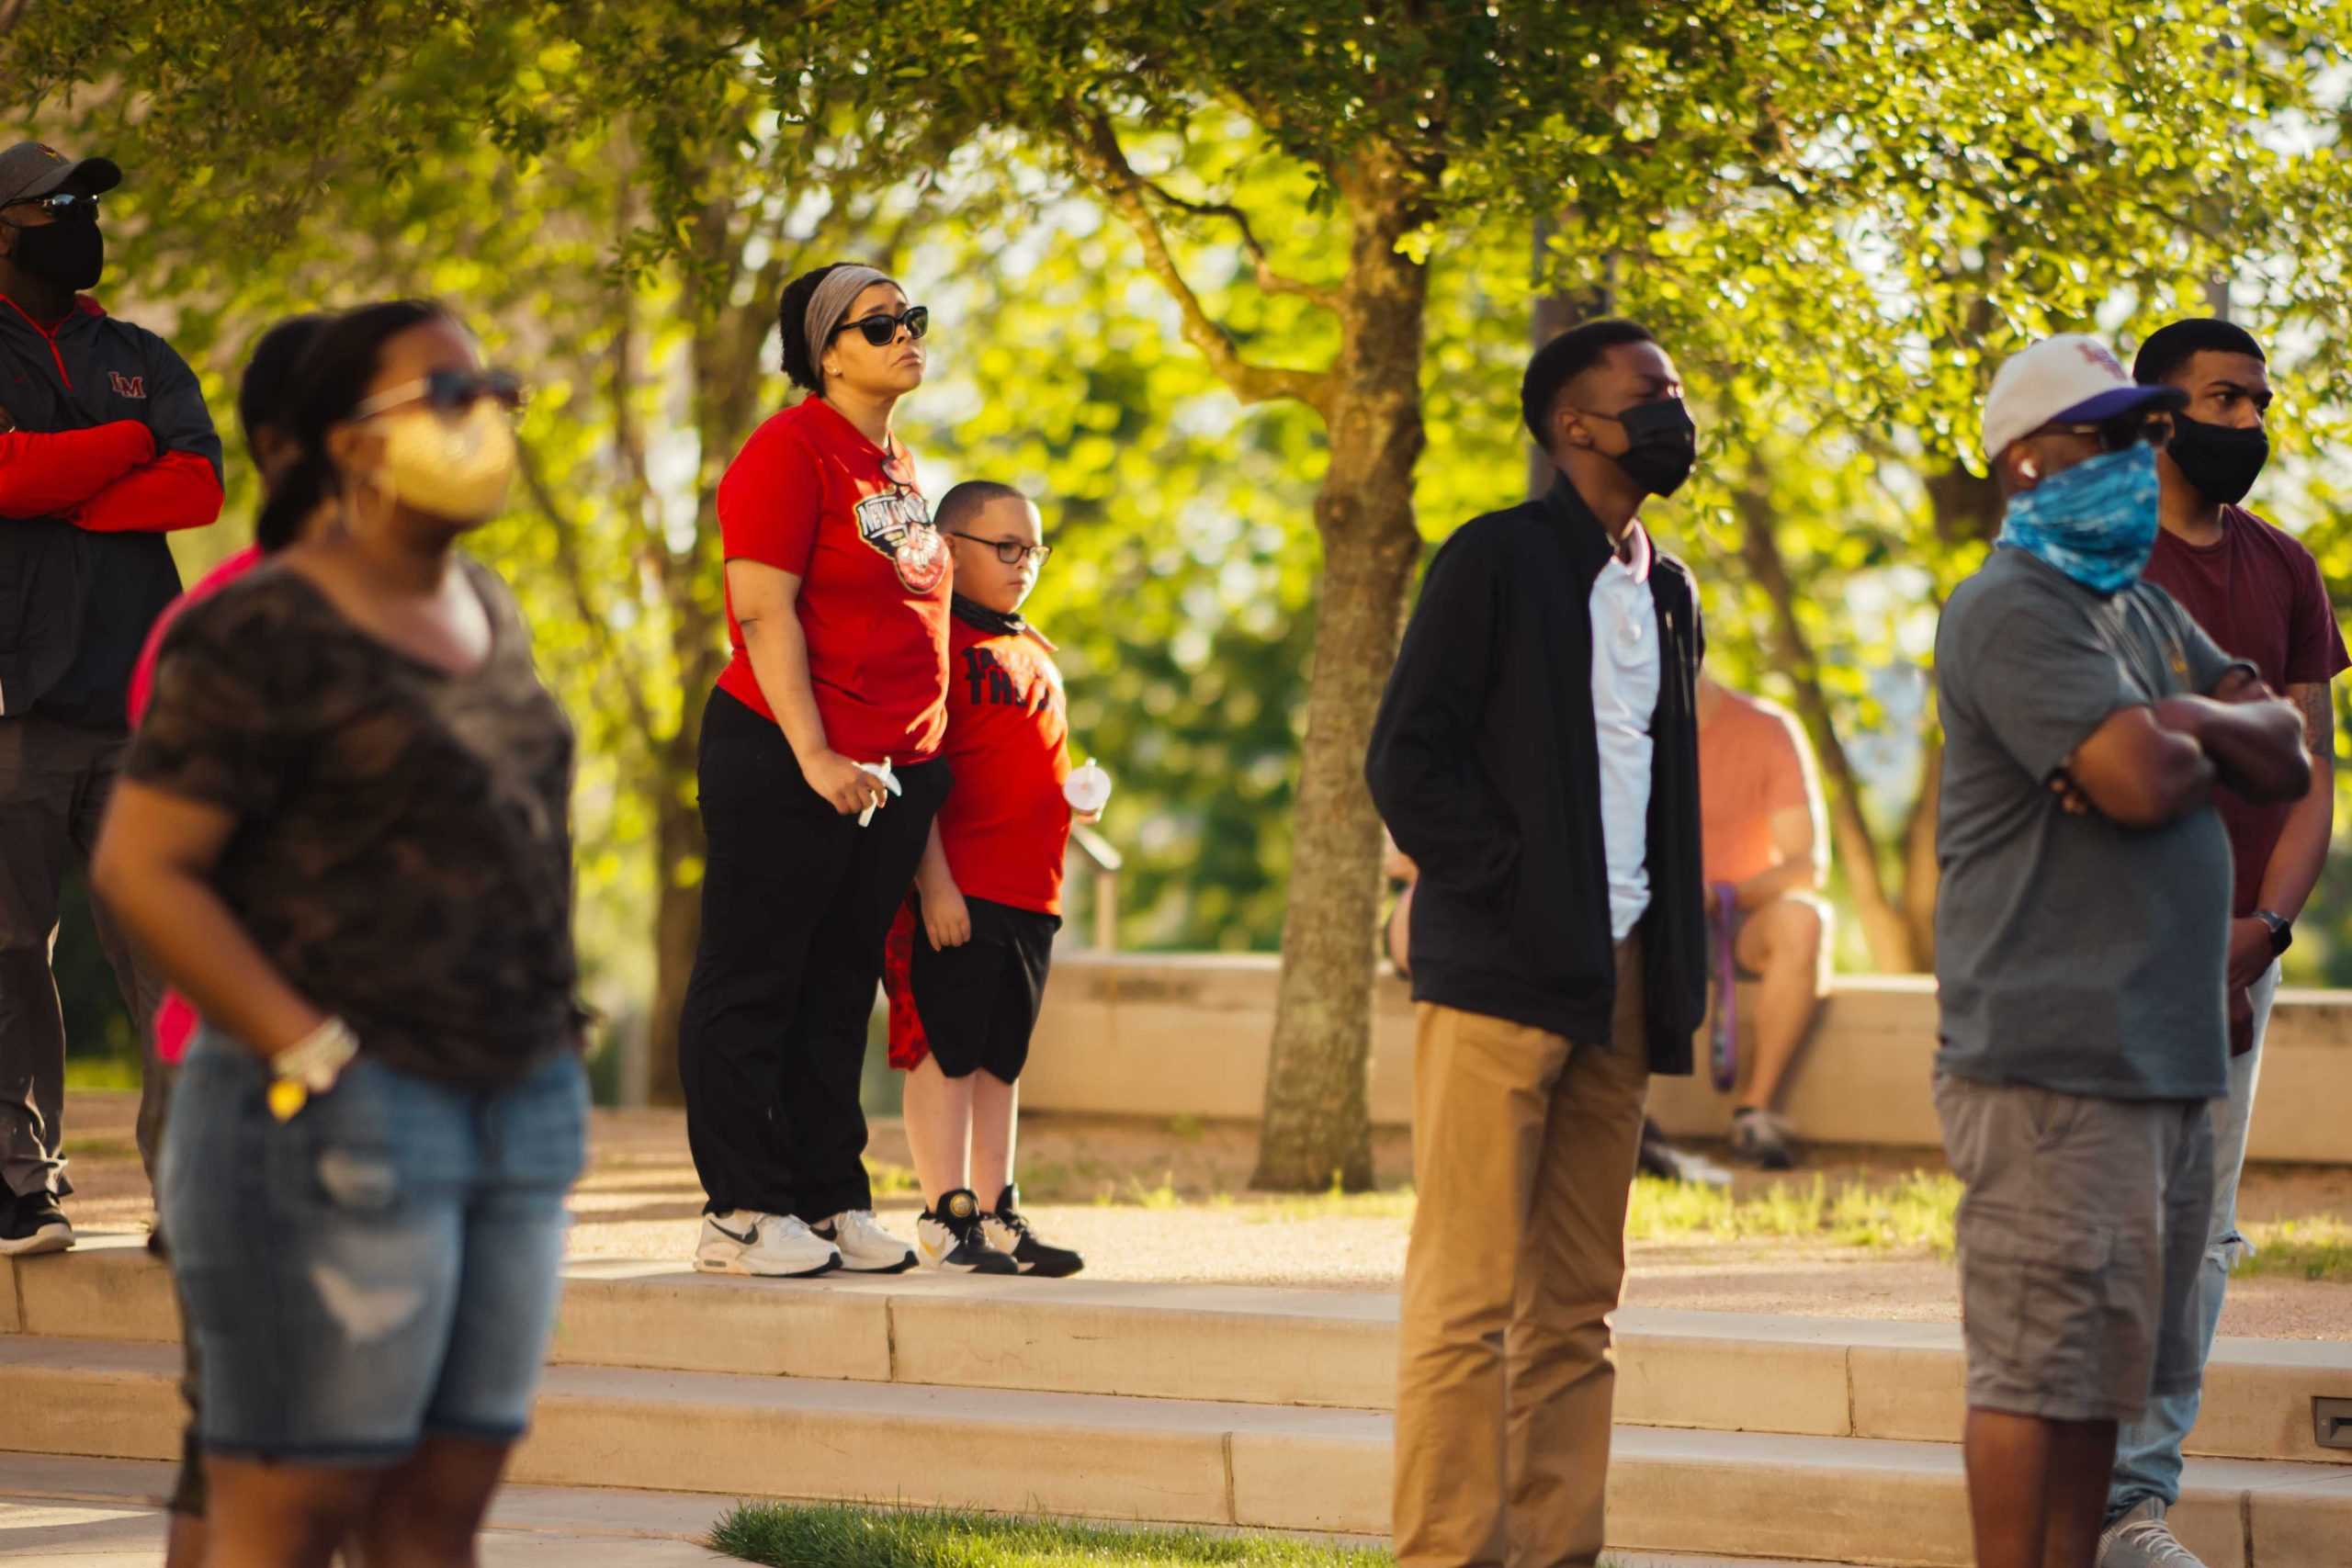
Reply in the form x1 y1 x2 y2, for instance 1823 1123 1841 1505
812 1208 917 1273
2098 1499 2207 1568
695 1210 840 1278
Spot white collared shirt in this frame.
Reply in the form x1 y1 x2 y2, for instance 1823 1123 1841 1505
1590 525 1660 941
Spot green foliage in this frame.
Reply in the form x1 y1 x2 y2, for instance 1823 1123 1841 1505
13 0 2352 999
2234 1216 2352 1281
1627 1170 1962 1255
917 196 1327 946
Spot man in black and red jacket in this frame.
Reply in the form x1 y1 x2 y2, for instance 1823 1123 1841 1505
1368 318 1708 1568
0 141 221 1258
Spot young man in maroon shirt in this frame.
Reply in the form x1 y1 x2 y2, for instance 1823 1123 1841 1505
0 141 222 1257
2098 319 2346 1567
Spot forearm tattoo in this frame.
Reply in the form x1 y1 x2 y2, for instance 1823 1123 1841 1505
2294 682 2335 763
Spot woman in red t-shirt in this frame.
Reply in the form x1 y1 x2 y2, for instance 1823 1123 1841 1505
680 263 953 1280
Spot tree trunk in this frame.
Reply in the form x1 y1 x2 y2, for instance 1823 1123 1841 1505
1900 731 1941 965
1251 153 1429 1191
1736 481 1921 972
645 183 772 1102
647 694 707 1104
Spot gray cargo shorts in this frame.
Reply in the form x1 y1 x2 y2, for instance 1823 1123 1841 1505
1934 1072 2214 1424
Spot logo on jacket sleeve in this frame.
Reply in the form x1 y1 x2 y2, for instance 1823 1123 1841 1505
107 371 147 399
854 488 947 593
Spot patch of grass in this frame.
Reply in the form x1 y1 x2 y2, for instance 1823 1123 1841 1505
1097 1171 1186 1210
63 1057 143 1092
1626 1171 1962 1256
1009 1155 1118 1203
2236 1217 2352 1281
707 1502 1396 1568
1249 1186 1417 1224
1166 1114 1206 1142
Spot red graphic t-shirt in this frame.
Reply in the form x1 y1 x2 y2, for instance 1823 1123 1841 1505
712 399 949 763
933 608 1075 916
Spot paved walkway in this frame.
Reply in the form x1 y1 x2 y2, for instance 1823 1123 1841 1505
0 1458 732 1563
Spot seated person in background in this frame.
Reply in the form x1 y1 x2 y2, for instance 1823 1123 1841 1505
1697 672 1833 1169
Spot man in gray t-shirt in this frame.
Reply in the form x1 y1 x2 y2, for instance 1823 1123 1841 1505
1931 335 2311 1568
1937 547 2241 1101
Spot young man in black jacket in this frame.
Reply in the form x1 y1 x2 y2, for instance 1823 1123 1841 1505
1368 319 1707 1568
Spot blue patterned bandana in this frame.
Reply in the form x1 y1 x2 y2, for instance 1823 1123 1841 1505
1996 443 2161 595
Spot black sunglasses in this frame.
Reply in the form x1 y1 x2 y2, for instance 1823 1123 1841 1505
3 191 98 222
946 530 1052 568
831 305 930 347
351 368 527 421
2031 411 2173 454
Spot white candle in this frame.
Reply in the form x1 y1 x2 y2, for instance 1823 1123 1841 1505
1064 761 1113 814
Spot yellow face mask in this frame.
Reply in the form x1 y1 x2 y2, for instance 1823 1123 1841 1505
369 399 517 524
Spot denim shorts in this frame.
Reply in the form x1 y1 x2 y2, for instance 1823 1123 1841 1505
160 1032 587 1465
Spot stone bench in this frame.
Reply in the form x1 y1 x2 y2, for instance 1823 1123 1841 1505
1023 956 2352 1163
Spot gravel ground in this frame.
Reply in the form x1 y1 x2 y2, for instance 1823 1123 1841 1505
51 1091 2352 1337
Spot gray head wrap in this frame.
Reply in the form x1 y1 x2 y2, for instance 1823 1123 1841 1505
804 265 897 389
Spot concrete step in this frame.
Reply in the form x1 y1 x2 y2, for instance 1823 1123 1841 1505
16 1238 2352 1468
6 1337 2351 1567
0 1456 1906 1568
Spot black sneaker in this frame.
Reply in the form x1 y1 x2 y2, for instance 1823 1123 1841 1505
982 1184 1084 1278
915 1189 1018 1275
0 1190 74 1258
1636 1120 1734 1189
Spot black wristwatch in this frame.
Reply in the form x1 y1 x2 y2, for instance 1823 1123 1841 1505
2253 908 2293 956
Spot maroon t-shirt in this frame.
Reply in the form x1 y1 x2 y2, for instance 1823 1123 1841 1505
2142 505 2348 918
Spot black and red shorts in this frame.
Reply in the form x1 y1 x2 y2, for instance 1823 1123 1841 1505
883 892 1058 1080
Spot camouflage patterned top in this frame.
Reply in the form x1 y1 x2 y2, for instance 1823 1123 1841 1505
128 556 583 1085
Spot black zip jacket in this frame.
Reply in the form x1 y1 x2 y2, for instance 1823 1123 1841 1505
1365 476 1706 1073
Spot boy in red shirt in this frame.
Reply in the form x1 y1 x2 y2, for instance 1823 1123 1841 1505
884 480 1093 1276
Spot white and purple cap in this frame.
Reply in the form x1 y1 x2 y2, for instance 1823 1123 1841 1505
1982 333 2186 461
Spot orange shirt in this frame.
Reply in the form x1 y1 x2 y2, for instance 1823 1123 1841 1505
1697 687 1816 887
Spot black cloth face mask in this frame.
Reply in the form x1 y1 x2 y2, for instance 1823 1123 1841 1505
1605 397 1699 498
2166 412 2268 506
3 214 104 293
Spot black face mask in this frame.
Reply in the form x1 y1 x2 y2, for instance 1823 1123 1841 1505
2166 412 2268 506
1607 397 1699 497
4 215 104 293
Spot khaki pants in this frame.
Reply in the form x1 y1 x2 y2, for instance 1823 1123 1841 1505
1394 938 1650 1568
